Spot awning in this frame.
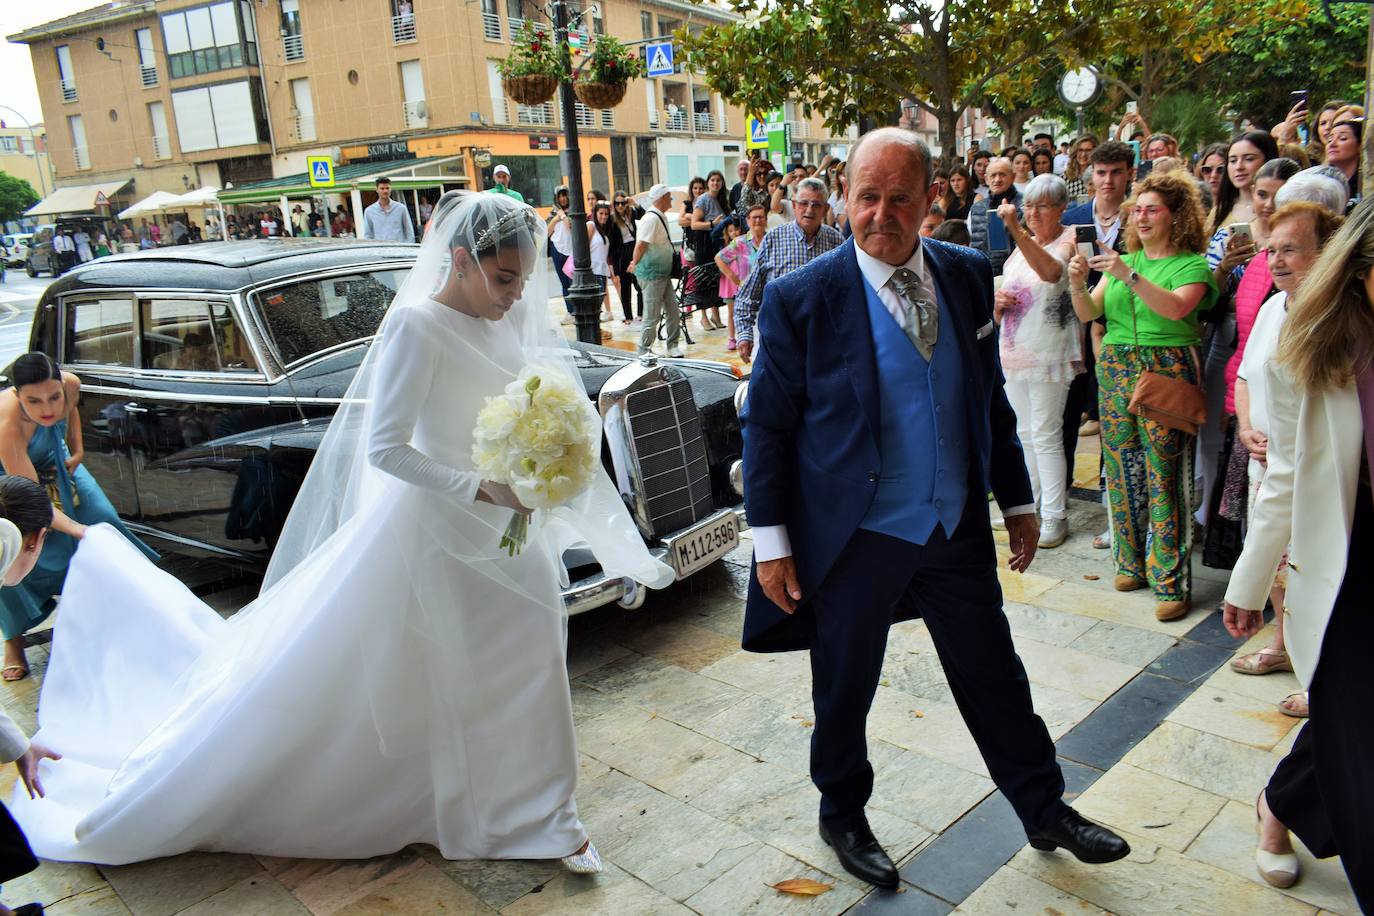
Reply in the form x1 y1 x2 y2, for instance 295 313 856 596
26 180 132 217
169 186 222 208
218 156 468 205
118 190 184 219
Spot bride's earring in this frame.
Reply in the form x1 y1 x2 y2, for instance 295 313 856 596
456 271 465 279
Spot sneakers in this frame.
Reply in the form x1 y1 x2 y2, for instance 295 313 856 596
1038 517 1069 548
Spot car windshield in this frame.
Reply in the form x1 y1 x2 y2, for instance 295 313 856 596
256 268 410 367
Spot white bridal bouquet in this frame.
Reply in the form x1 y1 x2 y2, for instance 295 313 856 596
472 364 601 555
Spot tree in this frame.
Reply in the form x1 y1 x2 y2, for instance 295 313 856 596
1081 0 1311 121
678 0 1096 163
977 67 1066 149
1203 0 1365 128
0 172 38 225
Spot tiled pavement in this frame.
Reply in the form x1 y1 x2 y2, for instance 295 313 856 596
0 328 1360 915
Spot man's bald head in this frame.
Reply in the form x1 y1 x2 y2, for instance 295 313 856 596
985 157 1014 195
848 127 933 191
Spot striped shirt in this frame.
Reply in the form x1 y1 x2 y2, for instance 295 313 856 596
734 221 843 344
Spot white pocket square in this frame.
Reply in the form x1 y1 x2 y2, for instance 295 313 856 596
976 321 995 340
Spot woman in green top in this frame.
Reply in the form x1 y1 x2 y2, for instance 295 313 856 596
1069 170 1218 622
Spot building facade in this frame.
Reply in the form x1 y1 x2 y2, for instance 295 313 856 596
0 123 55 200
10 0 849 221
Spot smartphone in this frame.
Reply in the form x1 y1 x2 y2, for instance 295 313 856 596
1136 159 1154 182
1289 89 1309 110
1075 225 1097 261
1127 140 1141 166
1228 222 1253 248
987 214 1010 252
1125 100 1138 115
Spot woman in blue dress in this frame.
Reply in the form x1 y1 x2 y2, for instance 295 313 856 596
0 352 157 680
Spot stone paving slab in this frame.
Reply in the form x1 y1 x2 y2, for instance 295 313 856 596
2 485 1359 915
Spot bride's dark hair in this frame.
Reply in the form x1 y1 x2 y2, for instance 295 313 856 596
0 475 53 538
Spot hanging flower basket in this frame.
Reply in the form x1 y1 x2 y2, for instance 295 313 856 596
504 74 560 106
573 80 627 109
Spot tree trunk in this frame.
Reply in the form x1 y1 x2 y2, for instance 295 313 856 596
937 108 962 166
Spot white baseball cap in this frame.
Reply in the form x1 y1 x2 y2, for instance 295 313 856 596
648 183 672 203
493 164 511 177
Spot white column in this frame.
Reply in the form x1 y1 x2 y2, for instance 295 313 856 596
351 188 365 237
279 194 291 233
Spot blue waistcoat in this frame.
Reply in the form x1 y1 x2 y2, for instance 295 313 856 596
858 276 969 545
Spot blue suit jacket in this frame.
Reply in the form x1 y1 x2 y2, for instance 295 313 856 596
740 237 1033 652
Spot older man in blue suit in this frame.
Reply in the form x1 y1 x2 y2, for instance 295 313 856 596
740 128 1128 888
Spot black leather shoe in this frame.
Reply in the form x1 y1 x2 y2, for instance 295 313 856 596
1027 808 1130 864
819 819 899 887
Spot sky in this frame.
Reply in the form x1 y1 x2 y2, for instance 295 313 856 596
1 1 110 128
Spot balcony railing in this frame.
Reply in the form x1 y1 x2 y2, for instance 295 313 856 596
283 32 304 61
73 146 90 169
60 79 77 102
507 18 550 36
152 135 171 159
693 111 716 133
660 109 688 132
599 109 614 129
482 11 501 40
140 64 158 87
516 101 554 126
785 119 807 139
402 99 428 129
392 13 417 42
294 114 316 141
566 100 594 129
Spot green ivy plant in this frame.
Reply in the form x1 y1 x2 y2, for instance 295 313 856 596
497 21 569 80
578 35 646 85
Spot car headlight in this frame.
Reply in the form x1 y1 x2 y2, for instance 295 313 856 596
734 380 748 416
729 459 744 497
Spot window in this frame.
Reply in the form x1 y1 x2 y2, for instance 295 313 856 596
486 60 508 125
68 115 89 169
256 270 409 367
141 298 258 372
56 46 76 101
280 0 304 60
482 155 561 207
481 0 501 40
640 11 653 39
171 80 264 152
290 77 315 141
136 28 158 86
0 137 17 153
400 60 426 127
148 101 171 159
65 297 135 367
161 2 250 78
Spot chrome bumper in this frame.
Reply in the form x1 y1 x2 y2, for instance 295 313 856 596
561 505 748 616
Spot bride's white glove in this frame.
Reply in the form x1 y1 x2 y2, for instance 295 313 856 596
477 481 533 516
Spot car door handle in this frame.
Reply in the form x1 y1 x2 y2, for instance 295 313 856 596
124 403 149 414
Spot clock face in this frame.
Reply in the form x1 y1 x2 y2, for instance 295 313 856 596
1060 68 1099 105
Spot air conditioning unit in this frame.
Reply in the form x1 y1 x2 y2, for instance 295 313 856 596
415 101 429 119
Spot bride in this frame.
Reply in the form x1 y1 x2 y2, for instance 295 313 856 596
10 192 673 869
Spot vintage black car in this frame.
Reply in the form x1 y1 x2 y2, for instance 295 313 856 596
24 240 746 613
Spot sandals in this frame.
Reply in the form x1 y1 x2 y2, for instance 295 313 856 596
1093 531 1111 549
1278 692 1309 718
1230 648 1293 676
1255 791 1300 888
2 664 29 682
562 839 604 874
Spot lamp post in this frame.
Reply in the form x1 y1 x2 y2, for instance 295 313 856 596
0 106 51 199
550 0 604 346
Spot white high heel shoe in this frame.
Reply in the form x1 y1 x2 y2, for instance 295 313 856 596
562 839 604 874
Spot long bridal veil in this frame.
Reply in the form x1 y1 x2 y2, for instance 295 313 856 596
14 191 673 863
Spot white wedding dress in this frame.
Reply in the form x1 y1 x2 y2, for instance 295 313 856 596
11 195 673 865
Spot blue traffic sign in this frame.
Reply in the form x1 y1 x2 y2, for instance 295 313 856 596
645 42 674 77
307 155 335 188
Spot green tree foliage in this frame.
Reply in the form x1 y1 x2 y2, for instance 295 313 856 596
0 172 39 225
679 0 1093 164
1149 92 1232 152
1204 0 1365 127
978 67 1066 149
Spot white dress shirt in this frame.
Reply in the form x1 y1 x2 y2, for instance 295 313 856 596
753 242 1033 563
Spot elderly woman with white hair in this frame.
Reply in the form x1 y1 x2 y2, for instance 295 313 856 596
992 173 1084 547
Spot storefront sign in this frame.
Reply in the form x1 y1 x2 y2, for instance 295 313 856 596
474 149 493 168
529 135 559 151
367 140 411 159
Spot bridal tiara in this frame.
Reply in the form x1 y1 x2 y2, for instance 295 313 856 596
473 208 542 253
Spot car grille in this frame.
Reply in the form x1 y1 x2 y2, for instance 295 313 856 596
625 377 713 537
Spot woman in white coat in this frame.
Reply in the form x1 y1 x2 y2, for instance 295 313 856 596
1223 197 1374 909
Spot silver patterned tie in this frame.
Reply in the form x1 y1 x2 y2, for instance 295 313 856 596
890 267 939 361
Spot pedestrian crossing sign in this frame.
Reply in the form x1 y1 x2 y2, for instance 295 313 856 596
747 117 769 149
307 156 335 188
645 42 674 77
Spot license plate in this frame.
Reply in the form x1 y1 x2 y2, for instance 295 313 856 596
668 514 738 578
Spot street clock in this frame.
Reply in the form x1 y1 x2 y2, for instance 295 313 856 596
1058 68 1102 108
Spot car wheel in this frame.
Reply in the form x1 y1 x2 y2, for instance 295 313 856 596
25 262 36 277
